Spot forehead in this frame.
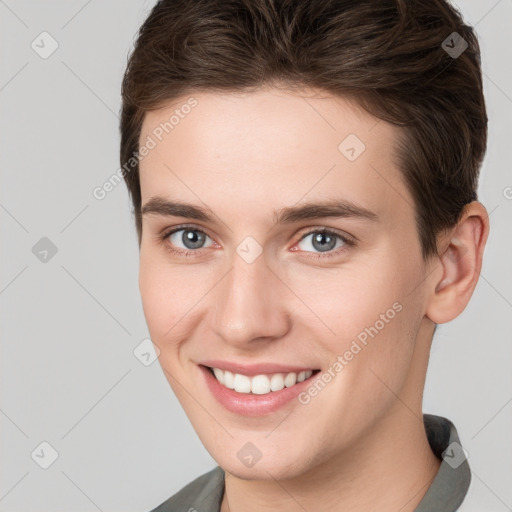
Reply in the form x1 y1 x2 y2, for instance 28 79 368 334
138 87 411 224
140 87 387 158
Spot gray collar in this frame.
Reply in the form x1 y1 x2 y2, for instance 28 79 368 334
414 414 471 511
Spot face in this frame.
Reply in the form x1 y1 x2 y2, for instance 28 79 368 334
138 87 435 480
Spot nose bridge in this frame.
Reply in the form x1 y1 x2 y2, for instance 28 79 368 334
213 248 289 346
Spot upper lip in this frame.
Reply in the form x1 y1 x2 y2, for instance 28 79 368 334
199 360 319 377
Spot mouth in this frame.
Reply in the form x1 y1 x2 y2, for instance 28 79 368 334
198 360 323 416
204 365 321 395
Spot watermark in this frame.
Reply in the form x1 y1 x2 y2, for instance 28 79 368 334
298 301 403 405
31 441 59 469
441 32 468 59
31 31 59 59
503 186 512 200
92 97 198 201
442 441 468 469
32 236 58 263
236 236 263 264
237 441 263 468
338 133 366 162
133 338 160 366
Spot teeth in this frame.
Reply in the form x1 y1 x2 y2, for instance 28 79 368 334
213 367 225 385
210 368 314 395
270 373 285 391
233 373 252 393
284 372 297 387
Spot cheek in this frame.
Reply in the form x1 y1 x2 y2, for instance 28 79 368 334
138 248 219 348
285 262 406 340
288 254 424 381
291 266 424 440
138 249 190 339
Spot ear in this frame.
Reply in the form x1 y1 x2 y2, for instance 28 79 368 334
425 201 490 324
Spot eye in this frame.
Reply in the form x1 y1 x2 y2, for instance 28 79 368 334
159 225 354 259
295 228 352 256
163 226 215 252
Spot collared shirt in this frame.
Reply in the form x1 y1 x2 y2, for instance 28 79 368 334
149 414 471 512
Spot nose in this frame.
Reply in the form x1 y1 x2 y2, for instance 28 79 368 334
212 250 291 348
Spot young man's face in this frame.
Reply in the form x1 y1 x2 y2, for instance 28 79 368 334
138 87 437 479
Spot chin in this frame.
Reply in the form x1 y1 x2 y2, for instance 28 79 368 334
217 451 311 481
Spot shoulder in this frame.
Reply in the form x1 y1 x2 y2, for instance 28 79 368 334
149 466 225 512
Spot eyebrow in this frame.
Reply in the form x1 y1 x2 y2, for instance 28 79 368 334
140 196 379 225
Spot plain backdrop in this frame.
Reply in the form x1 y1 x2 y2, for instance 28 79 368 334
0 0 511 510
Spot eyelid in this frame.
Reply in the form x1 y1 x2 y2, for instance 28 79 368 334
160 222 209 235
296 226 356 244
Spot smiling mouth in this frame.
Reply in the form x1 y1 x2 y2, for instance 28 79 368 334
204 365 321 395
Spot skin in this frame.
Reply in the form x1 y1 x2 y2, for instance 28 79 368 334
137 86 489 512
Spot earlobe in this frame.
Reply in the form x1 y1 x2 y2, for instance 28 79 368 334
426 202 489 324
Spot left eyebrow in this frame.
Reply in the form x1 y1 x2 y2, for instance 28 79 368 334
273 199 379 225
140 196 379 225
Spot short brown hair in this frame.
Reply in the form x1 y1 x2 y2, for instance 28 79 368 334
120 0 487 258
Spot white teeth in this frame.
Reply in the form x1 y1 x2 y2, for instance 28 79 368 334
284 372 297 387
223 370 234 389
251 374 270 394
210 368 314 395
213 367 225 385
269 373 285 392
233 373 251 393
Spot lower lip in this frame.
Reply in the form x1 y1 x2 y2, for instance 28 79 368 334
199 364 319 417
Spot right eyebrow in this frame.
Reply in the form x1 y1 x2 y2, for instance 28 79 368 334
140 197 215 222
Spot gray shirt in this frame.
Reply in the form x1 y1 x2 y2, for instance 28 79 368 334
150 414 470 512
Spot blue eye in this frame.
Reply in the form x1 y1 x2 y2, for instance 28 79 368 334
163 227 214 255
296 229 353 257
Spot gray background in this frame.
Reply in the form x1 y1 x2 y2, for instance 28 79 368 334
0 1 511 510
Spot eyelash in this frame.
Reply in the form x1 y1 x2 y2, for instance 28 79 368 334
159 225 355 260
